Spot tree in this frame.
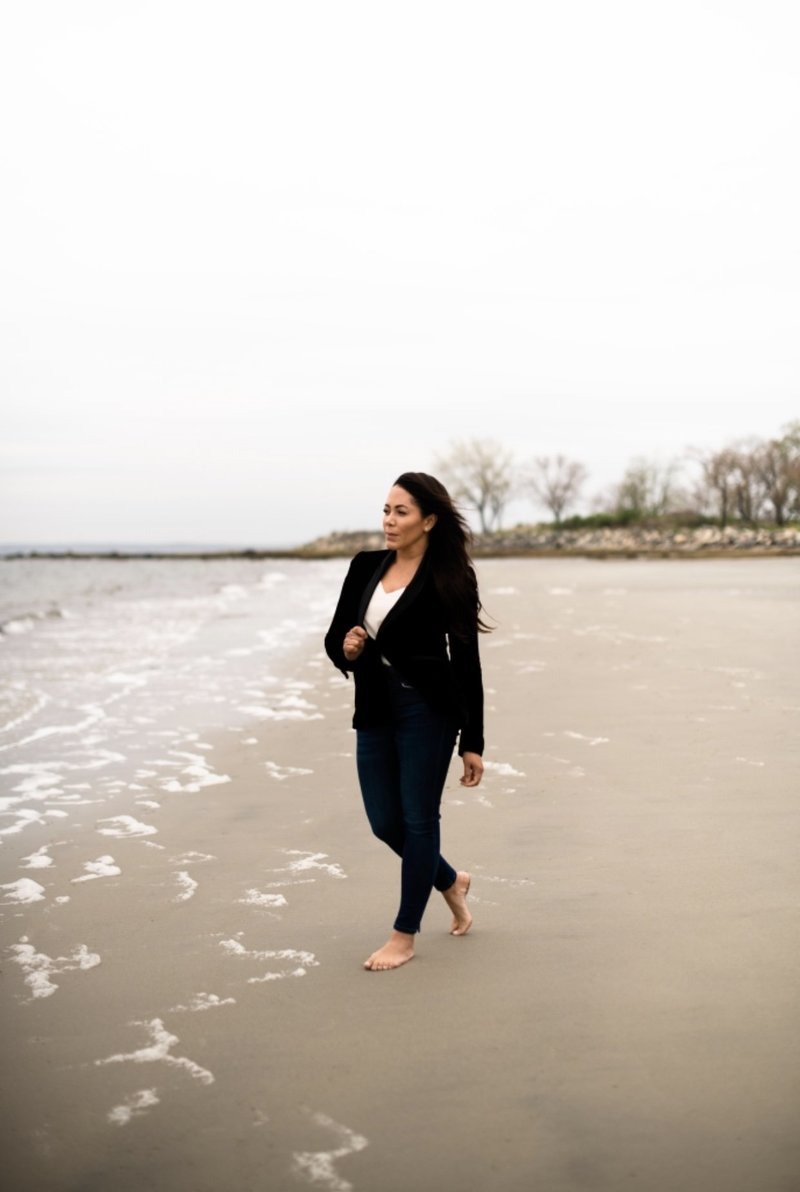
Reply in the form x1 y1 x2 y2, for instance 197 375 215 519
694 446 740 526
434 439 514 533
755 423 800 524
612 457 680 519
730 444 765 523
526 455 588 525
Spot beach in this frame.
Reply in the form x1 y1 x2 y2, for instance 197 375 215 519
1 555 799 1191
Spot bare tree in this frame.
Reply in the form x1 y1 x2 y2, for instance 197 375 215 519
755 423 800 524
730 445 766 523
526 455 588 525
694 447 740 526
434 439 514 533
784 421 800 519
613 457 680 519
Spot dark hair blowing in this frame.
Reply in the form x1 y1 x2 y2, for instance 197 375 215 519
394 472 492 640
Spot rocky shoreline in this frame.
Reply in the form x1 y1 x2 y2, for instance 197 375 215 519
298 524 800 559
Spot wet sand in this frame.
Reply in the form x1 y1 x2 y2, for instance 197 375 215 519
2 558 799 1191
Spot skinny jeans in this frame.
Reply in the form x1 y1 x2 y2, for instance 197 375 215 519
356 667 458 934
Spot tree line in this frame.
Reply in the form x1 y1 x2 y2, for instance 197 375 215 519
434 422 800 532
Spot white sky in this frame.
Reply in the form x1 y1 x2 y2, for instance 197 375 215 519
2 0 798 545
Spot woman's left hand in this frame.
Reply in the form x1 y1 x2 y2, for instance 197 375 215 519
460 752 484 787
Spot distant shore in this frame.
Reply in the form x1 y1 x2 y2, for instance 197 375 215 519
4 523 800 561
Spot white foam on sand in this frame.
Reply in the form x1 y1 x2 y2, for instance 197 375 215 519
1 755 120 839
240 889 289 909
20 844 58 869
1 762 62 794
170 992 236 1013
239 700 324 719
530 752 588 778
108 1088 160 1127
10 937 101 998
174 871 198 902
238 700 324 722
157 752 231 793
479 874 536 887
282 851 347 879
96 1018 214 1084
2 878 47 903
220 934 319 981
97 815 157 838
0 763 63 825
1 808 47 835
72 856 121 883
47 793 99 806
170 850 216 864
292 1111 369 1192
264 761 314 781
563 730 610 746
484 760 526 777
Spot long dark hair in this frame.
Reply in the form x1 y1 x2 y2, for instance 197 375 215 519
394 472 492 640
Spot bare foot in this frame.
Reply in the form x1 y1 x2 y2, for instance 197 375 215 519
363 930 415 971
443 871 473 936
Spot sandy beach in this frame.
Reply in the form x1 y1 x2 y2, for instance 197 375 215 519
2 556 799 1191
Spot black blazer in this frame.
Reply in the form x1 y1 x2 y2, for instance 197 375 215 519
324 550 484 756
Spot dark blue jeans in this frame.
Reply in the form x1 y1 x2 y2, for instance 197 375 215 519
356 668 458 934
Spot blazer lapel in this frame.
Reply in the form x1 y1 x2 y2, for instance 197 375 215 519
357 551 393 626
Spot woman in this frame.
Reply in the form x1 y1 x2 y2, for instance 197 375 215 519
324 471 489 971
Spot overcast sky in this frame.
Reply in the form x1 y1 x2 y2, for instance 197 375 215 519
2 1 798 546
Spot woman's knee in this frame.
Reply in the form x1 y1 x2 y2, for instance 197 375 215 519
366 810 403 849
402 813 440 841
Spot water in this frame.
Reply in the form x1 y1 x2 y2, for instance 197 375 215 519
0 557 348 847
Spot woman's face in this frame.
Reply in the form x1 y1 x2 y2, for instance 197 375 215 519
383 485 435 553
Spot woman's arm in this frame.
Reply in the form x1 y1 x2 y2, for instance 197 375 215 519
449 626 484 757
324 554 367 675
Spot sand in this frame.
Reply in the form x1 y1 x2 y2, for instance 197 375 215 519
1 557 799 1192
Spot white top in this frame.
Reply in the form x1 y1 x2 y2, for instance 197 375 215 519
364 583 406 664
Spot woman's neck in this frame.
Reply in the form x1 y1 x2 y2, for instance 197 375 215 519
394 539 428 564
386 543 427 585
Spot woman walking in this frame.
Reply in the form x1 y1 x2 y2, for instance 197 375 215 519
324 472 489 971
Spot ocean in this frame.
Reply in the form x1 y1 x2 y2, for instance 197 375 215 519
0 556 348 851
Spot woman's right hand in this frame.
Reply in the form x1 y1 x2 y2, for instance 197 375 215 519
343 625 368 661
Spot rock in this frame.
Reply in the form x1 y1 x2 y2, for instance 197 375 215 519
296 523 800 557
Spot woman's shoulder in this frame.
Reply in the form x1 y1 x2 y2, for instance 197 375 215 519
351 549 390 564
345 549 390 576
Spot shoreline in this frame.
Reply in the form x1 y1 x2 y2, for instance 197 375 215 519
4 547 800 562
4 524 799 562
